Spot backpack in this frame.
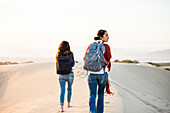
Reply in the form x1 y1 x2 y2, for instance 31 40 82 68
83 42 105 72
56 53 72 74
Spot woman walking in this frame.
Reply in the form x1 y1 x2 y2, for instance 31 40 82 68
56 41 75 112
83 29 113 113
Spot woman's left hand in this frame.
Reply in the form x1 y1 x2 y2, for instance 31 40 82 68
105 59 109 65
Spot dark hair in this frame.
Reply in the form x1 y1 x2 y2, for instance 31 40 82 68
94 29 107 40
56 41 72 61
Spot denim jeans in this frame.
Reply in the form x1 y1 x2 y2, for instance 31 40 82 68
88 72 108 113
59 72 74 105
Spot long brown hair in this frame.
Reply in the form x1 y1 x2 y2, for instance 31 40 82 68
56 41 73 61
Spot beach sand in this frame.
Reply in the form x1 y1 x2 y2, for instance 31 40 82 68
0 62 170 113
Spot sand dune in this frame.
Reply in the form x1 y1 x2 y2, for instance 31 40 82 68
0 62 170 113
110 63 170 113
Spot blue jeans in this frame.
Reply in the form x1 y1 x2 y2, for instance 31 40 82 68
88 72 108 113
59 72 74 105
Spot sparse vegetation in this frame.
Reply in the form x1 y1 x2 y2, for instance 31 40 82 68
120 60 134 63
146 62 160 67
112 59 170 71
165 68 170 71
155 63 170 66
0 61 19 65
133 60 139 63
0 61 33 65
114 59 120 62
114 59 140 64
22 61 34 64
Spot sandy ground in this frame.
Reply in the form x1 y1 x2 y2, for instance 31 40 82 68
0 62 122 113
0 62 170 113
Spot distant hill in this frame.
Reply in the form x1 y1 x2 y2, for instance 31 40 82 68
144 49 170 57
110 48 170 62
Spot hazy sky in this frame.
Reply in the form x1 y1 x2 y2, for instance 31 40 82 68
0 0 170 59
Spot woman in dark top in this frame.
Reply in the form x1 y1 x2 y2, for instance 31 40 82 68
56 41 75 112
